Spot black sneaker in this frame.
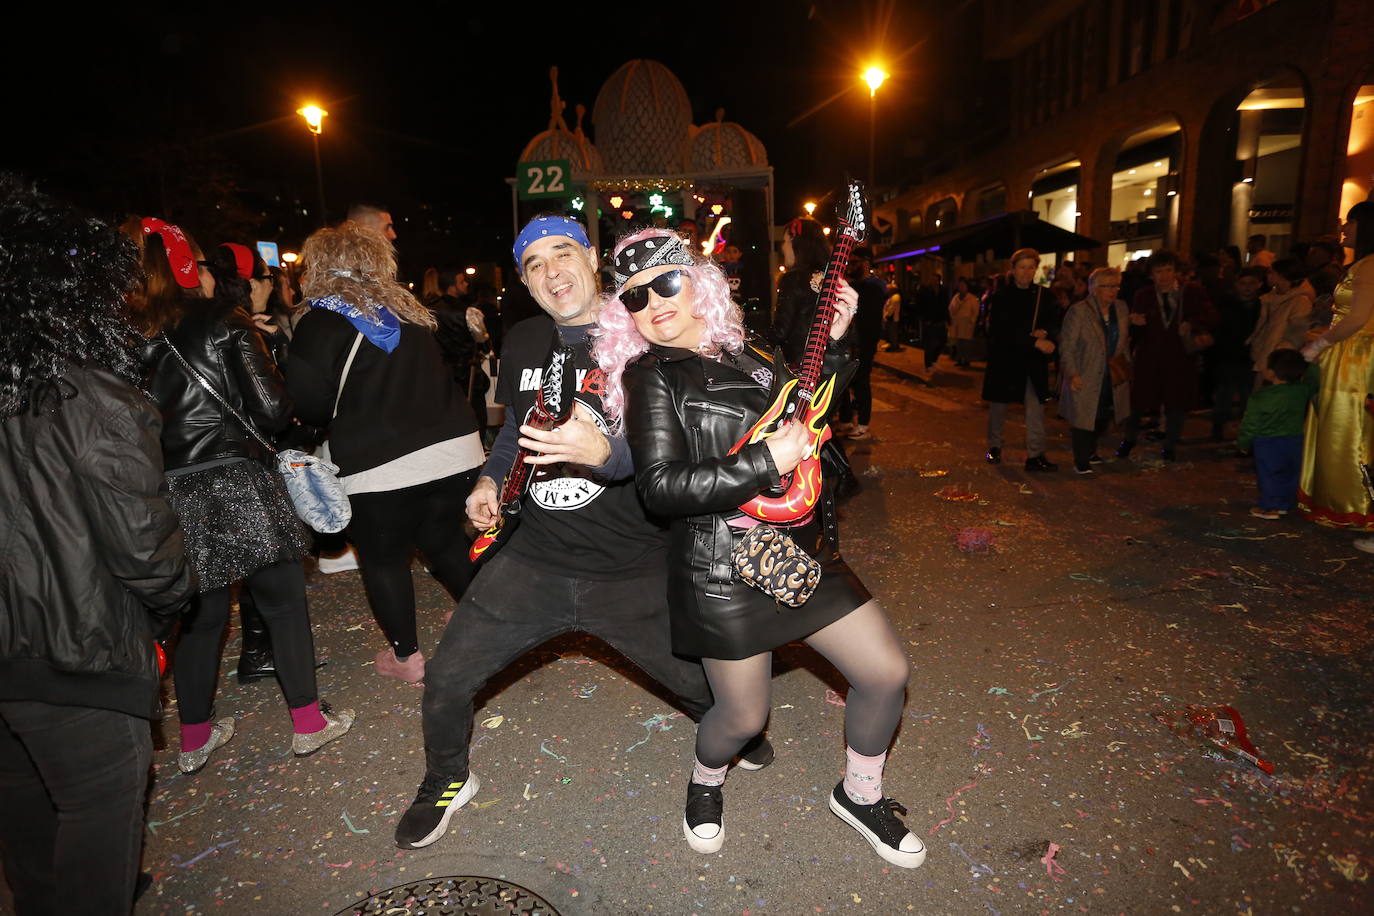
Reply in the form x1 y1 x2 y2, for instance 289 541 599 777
1024 455 1058 472
1114 441 1134 459
1074 464 1095 476
1087 454 1105 465
828 781 926 868
683 781 725 853
394 771 480 849
985 446 1002 464
735 734 775 771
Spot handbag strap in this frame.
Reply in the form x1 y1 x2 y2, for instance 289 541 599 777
160 333 279 456
333 332 364 420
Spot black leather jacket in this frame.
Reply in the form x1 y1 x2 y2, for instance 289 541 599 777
144 305 293 470
624 338 855 601
0 364 194 718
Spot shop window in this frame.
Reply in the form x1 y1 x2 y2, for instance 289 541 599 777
1340 84 1374 224
1230 77 1305 255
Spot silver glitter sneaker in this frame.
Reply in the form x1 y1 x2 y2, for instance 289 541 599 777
177 717 236 775
292 706 355 757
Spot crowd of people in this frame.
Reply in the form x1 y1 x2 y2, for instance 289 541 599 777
875 212 1374 553
3 161 1371 910
1 183 942 915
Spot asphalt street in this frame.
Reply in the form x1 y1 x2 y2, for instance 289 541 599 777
107 348 1372 915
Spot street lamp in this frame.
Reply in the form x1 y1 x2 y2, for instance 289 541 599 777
803 201 817 216
297 104 329 227
862 66 888 191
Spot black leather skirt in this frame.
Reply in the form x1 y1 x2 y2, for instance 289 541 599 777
667 514 871 660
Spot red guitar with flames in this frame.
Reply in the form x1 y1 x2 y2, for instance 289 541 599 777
729 181 869 524
469 343 577 564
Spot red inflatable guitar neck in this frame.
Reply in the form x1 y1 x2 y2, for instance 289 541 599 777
726 180 870 525
796 229 856 399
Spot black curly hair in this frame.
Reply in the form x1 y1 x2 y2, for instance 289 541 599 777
0 175 142 418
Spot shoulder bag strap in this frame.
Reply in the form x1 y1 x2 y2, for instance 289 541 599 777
160 333 278 455
333 332 364 420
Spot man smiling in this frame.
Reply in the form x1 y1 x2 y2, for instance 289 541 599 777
395 216 771 849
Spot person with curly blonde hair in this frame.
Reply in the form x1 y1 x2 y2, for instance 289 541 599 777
286 223 484 683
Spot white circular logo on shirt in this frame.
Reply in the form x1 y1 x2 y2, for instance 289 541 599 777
528 397 608 511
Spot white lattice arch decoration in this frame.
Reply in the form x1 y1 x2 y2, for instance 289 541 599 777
686 109 769 172
592 59 693 174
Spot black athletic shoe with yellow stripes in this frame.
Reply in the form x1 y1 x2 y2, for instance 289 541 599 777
394 771 481 849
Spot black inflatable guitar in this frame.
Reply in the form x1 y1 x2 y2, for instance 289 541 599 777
469 344 577 564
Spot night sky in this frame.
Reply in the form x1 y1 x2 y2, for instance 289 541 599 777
9 2 944 271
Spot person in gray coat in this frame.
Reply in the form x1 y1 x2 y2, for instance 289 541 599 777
1058 267 1132 475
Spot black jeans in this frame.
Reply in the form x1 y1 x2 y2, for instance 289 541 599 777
422 550 713 777
921 323 948 370
839 346 877 426
1211 362 1255 434
174 559 318 724
1122 410 1185 452
0 701 151 915
348 470 480 657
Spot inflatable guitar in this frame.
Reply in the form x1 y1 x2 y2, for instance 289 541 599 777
468 343 577 564
729 181 869 524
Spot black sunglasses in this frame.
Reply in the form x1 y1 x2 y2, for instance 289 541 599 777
621 269 684 313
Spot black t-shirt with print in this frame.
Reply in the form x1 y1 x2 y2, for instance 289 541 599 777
494 315 667 579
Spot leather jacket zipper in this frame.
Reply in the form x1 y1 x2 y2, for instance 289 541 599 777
685 399 746 419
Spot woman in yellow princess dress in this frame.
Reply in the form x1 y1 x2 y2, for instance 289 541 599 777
1299 201 1374 553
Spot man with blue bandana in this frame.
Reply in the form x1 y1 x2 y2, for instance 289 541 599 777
395 216 773 849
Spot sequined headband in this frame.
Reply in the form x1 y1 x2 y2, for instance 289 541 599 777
613 234 693 289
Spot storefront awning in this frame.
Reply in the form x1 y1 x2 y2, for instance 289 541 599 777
876 210 1100 262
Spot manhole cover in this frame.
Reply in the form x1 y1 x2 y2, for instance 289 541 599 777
333 876 563 916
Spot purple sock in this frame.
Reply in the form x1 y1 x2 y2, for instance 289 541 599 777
290 701 327 735
181 720 212 753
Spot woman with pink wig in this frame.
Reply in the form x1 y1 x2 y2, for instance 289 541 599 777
595 228 923 869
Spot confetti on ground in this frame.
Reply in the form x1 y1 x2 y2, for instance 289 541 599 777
481 715 504 728
956 526 997 553
824 688 847 706
340 811 369 834
1041 843 1066 881
934 484 980 501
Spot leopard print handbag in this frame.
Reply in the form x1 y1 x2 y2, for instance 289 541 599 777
730 524 822 607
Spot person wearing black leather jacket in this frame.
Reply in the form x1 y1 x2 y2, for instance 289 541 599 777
133 220 353 775
0 181 194 915
596 229 925 869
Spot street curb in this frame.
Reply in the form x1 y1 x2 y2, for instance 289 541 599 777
873 358 928 385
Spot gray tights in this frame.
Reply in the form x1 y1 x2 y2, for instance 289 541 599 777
695 600 910 767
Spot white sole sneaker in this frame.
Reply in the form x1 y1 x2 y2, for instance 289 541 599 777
405 774 480 849
317 548 359 574
828 790 927 869
682 815 724 853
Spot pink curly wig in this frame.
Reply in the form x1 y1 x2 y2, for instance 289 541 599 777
593 228 745 428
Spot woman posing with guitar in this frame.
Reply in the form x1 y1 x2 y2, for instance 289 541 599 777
595 224 923 868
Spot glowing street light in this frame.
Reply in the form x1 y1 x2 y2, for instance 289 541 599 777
863 67 888 98
862 66 888 191
465 267 477 276
297 104 327 134
281 251 299 264
297 103 329 226
803 201 817 216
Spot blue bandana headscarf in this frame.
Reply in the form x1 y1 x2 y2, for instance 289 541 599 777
513 216 591 274
308 295 401 353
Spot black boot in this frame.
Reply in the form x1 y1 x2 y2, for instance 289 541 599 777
236 592 276 684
